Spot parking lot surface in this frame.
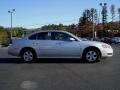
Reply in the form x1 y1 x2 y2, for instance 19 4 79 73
0 44 120 90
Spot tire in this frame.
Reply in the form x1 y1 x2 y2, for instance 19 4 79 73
21 49 36 62
83 49 99 63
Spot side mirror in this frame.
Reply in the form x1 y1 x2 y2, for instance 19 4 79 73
69 38 75 41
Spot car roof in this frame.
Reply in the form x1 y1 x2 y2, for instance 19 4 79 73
23 30 81 41
37 30 67 33
24 30 71 38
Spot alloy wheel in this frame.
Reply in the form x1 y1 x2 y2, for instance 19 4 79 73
23 51 33 62
86 50 98 62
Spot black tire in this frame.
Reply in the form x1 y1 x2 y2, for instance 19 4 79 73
83 49 99 63
21 49 36 62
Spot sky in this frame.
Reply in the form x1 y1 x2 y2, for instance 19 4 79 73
0 0 120 29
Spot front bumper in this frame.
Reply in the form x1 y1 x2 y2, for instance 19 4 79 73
101 48 113 58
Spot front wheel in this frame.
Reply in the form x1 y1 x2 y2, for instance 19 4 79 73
83 49 99 63
21 50 36 62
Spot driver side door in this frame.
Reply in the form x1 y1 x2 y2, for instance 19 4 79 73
51 32 81 58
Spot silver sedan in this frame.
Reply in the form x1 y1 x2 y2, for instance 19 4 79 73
8 30 113 63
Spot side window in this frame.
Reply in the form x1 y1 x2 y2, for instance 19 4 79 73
53 32 75 41
37 32 51 40
29 33 37 40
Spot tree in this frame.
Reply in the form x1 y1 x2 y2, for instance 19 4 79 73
41 24 67 30
90 8 98 39
100 3 108 24
100 3 108 37
90 8 98 23
78 8 98 37
81 9 97 24
110 4 115 22
118 8 120 30
0 28 9 44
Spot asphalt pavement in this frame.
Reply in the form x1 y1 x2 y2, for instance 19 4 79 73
0 44 120 90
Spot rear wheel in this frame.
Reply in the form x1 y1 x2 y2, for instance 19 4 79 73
21 49 36 62
83 49 99 63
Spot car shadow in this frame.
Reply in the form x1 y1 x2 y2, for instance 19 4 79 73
0 58 100 64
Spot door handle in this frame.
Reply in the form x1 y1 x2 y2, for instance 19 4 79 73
32 43 39 45
56 42 62 45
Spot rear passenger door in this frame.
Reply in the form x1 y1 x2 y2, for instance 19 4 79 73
36 32 56 57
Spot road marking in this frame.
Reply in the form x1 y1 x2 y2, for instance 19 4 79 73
21 80 38 89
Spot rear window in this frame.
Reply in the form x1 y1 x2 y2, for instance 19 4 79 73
37 32 51 40
29 33 37 40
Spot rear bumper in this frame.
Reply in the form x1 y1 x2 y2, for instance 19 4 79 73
8 46 20 57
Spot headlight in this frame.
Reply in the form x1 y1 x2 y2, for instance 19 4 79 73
102 44 111 48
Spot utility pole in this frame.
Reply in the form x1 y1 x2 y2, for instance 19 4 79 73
8 9 15 39
91 8 97 40
92 14 95 40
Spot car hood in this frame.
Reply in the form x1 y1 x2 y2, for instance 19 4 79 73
80 40 108 47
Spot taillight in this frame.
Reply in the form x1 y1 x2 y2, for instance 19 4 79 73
9 39 12 44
